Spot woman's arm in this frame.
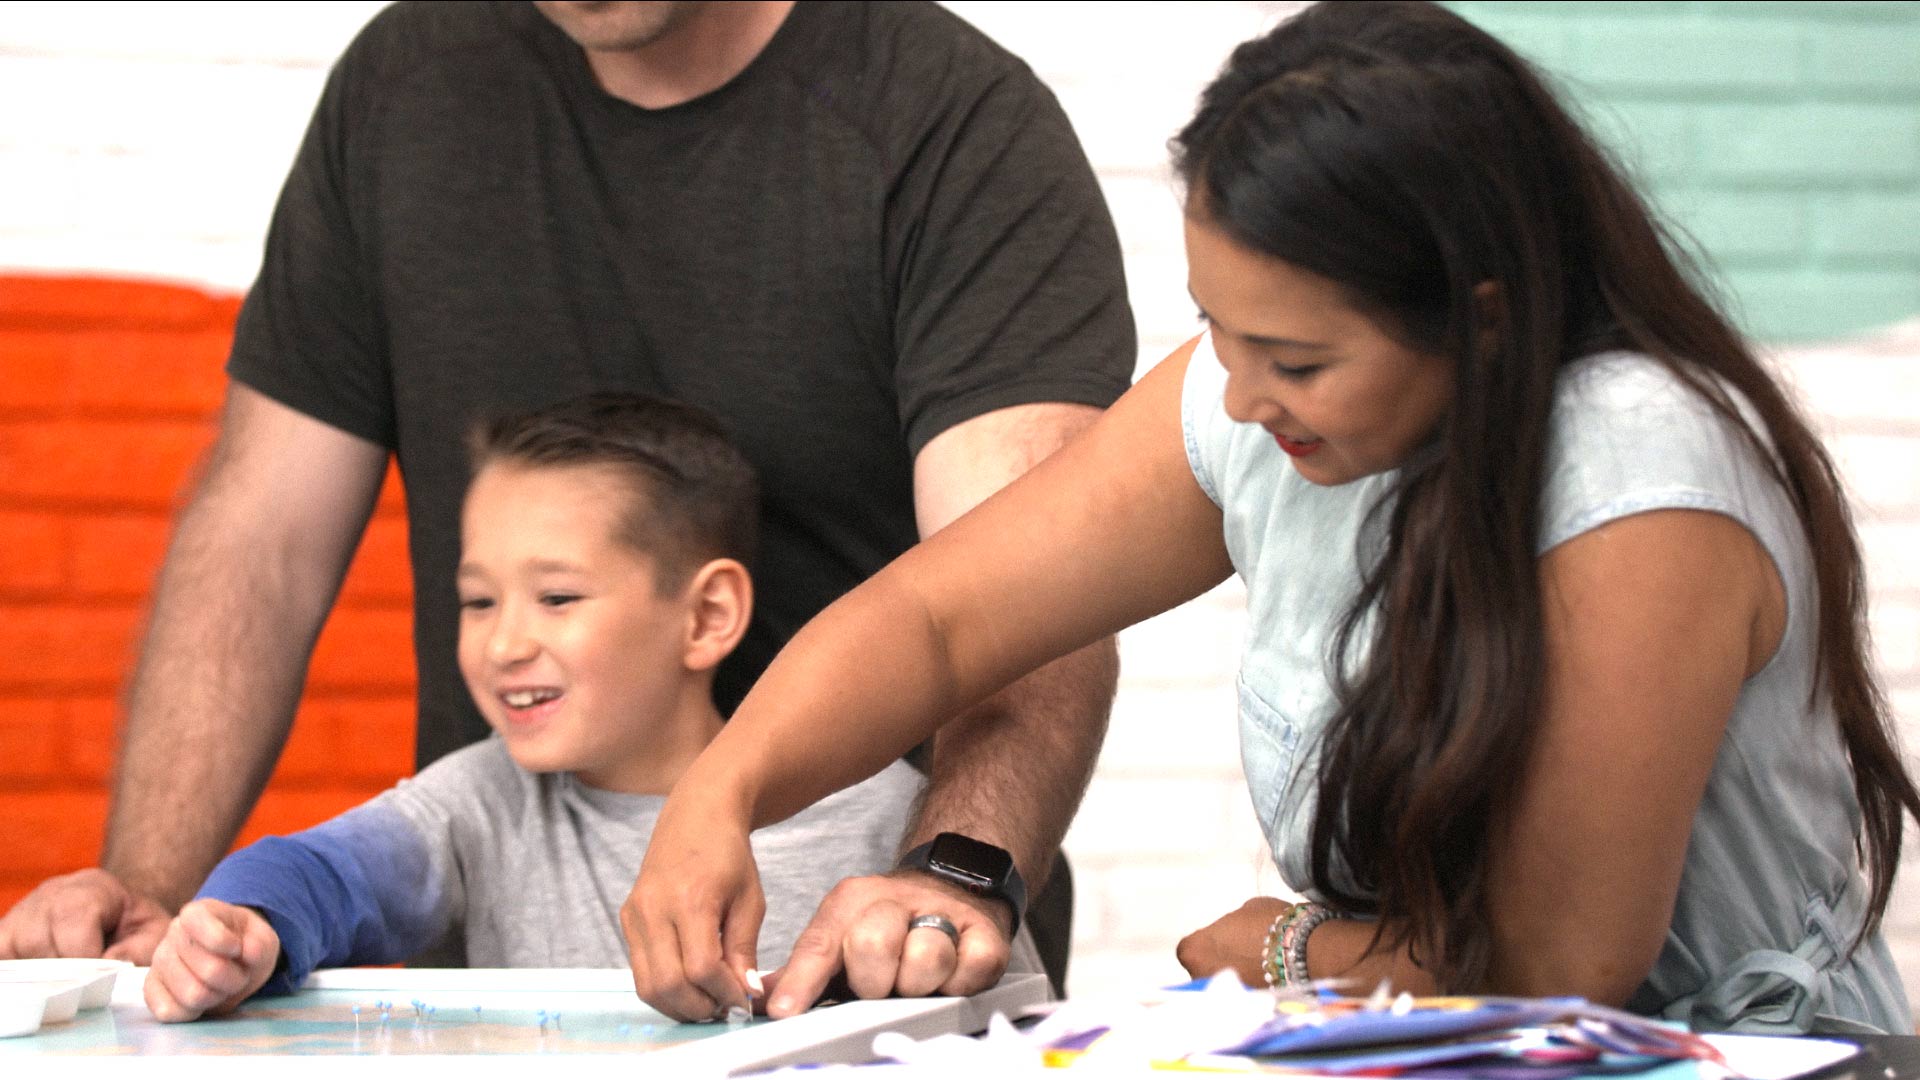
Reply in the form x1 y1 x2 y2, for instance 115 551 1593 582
627 339 1236 1020
1182 508 1784 1003
1480 506 1783 1002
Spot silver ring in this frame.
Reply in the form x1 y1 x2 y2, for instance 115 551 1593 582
907 913 961 949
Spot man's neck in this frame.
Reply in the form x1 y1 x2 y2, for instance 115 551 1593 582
586 1 796 110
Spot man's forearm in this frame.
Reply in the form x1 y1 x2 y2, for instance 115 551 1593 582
906 636 1119 893
102 523 330 910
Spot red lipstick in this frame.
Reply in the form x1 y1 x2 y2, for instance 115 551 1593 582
1274 432 1322 457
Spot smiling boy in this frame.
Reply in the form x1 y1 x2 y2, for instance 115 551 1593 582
141 393 925 1022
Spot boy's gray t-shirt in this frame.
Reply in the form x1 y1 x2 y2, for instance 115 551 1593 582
202 738 1050 991
389 738 929 968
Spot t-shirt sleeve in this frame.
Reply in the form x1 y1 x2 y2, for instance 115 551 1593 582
1181 332 1230 509
225 19 396 450
1537 354 1796 572
885 60 1136 457
193 744 490 997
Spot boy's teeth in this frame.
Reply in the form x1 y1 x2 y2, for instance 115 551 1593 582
503 689 559 708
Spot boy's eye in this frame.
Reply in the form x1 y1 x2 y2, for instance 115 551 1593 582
540 593 582 608
459 597 494 612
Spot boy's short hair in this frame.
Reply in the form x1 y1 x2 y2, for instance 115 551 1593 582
468 392 759 589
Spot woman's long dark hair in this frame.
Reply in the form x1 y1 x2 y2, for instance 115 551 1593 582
1173 0 1919 989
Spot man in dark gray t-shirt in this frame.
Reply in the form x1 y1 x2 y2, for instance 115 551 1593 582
0 0 1132 1016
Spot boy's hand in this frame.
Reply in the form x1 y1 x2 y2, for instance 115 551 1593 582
143 899 281 1023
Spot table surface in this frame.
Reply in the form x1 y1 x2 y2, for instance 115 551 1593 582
1817 1035 1920 1080
0 966 1052 1075
4 966 1909 1079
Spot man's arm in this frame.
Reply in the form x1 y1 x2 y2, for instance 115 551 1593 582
765 401 1118 1013
0 383 388 961
907 403 1115 904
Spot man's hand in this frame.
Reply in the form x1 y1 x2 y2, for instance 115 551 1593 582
0 869 172 963
143 899 281 1023
622 808 766 1022
764 870 1012 1018
1175 896 1290 987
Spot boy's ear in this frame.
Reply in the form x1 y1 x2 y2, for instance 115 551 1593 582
681 558 752 672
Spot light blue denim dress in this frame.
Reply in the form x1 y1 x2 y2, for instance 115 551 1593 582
1180 333 1911 1034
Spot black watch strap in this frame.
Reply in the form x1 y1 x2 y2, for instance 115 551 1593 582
895 832 1027 938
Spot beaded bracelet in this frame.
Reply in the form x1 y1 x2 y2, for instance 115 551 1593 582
1260 905 1296 988
1280 901 1336 988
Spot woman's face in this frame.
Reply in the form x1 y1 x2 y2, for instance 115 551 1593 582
1185 211 1454 487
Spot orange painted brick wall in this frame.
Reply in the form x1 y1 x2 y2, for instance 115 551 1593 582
0 274 417 913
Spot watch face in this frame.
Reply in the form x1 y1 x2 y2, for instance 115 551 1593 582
926 832 1013 889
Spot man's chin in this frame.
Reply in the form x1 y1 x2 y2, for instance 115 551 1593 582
533 1 708 52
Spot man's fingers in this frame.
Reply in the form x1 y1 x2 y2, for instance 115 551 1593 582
0 870 175 961
842 897 909 1001
896 918 959 998
105 918 168 965
939 918 1010 997
766 890 859 1019
0 905 53 960
45 875 122 958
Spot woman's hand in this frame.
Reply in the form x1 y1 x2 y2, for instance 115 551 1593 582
623 793 766 1022
143 899 280 1023
1176 896 1292 986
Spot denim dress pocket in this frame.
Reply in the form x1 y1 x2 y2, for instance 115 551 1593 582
1237 676 1303 876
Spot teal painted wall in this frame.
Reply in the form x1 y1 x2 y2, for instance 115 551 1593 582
1446 1 1920 344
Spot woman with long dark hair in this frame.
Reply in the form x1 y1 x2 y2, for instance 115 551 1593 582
630 0 1917 1033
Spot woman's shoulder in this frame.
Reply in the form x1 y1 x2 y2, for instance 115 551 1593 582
1554 350 1722 419
1180 332 1299 506
1539 350 1785 553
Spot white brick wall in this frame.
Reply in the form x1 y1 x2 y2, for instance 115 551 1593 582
4 1 1918 1008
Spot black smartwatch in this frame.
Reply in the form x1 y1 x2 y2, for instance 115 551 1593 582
895 832 1028 938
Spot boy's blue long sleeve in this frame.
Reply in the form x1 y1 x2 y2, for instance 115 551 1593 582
197 803 455 997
